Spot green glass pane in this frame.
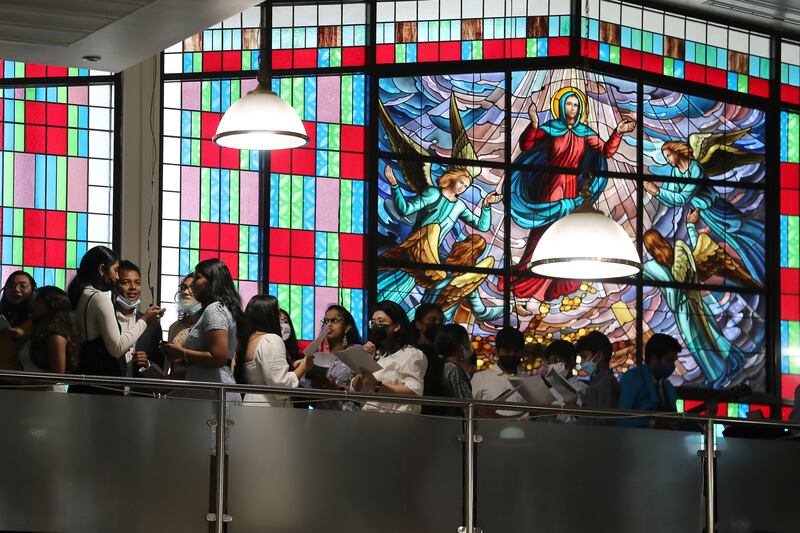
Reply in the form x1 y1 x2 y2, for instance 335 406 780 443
788 216 799 268
229 171 240 224
242 52 251 71
560 16 570 36
707 46 717 68
190 221 200 249
55 269 66 289
292 78 304 117
339 180 352 233
3 153 13 205
201 81 211 111
239 226 248 252
342 76 353 125
192 111 200 138
190 249 199 269
610 45 620 64
57 87 67 103
664 57 674 76
788 322 800 351
239 253 248 281
68 105 78 127
290 285 303 330
13 237 22 263
13 208 23 236
200 168 210 221
56 156 67 210
231 80 241 104
472 41 483 60
329 124 341 151
527 39 536 58
66 212 77 240
789 354 800 374
395 43 406 63
329 151 340 178
66 241 77 268
193 52 202 73
760 58 770 80
291 175 303 229
278 175 291 229
696 44 706 66
326 259 338 286
643 32 653 53
327 233 339 260
14 123 24 152
737 74 748 93
67 129 77 157
331 48 342 67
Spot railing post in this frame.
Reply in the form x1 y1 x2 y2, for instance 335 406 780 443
215 387 227 533
704 420 715 533
460 403 477 533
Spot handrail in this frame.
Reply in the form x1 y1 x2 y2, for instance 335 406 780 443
1 369 798 429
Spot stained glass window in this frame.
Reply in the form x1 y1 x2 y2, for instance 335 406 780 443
781 40 800 105
159 77 262 326
267 74 367 340
581 0 772 96
1 60 103 80
376 0 571 64
781 110 800 402
272 2 368 70
162 7 262 74
1 79 116 288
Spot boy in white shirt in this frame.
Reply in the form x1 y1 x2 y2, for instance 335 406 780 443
471 327 526 417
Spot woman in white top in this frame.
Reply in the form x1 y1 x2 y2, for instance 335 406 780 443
236 295 314 407
67 246 162 394
352 301 427 414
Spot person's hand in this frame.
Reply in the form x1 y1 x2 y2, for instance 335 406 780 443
6 327 25 338
616 117 636 134
686 207 700 224
527 102 538 129
134 351 149 368
483 191 503 208
357 370 377 392
160 342 184 362
643 181 660 196
142 305 164 325
363 342 376 357
385 166 398 186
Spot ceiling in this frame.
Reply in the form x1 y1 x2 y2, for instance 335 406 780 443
0 0 797 75
0 0 261 73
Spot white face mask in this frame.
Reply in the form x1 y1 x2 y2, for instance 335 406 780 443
115 295 141 311
178 297 202 316
280 322 291 341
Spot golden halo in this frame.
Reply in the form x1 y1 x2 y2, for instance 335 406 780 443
551 86 589 123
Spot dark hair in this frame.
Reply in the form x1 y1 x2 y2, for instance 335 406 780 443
371 300 415 355
1 270 37 326
67 246 119 308
236 295 281 382
412 302 444 340
117 260 140 275
575 331 613 363
326 304 362 347
545 339 577 364
29 286 80 373
193 258 243 326
280 308 301 362
495 327 524 353
645 333 682 361
435 324 470 359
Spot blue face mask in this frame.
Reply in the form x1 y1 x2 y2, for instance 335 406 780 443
178 298 202 316
654 361 676 380
115 295 141 311
580 360 597 379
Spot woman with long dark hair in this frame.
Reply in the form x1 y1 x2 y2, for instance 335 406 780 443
279 309 301 364
19 286 80 391
308 304 363 411
160 259 242 396
68 246 163 394
0 270 36 370
237 295 314 407
352 300 427 414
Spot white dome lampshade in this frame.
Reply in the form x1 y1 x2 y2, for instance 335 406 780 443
529 206 641 280
212 84 309 151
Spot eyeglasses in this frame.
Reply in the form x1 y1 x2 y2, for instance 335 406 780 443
321 316 344 325
368 319 390 328
178 284 193 291
5 282 31 290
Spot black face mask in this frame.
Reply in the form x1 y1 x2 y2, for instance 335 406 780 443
423 322 442 343
368 324 390 345
498 355 521 373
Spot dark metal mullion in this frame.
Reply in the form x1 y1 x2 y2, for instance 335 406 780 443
503 69 512 328
635 79 643 367
0 74 117 89
111 72 124 258
260 2 273 296
366 0 379 314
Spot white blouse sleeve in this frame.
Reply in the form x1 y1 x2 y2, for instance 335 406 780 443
394 347 427 396
89 293 147 358
255 334 299 389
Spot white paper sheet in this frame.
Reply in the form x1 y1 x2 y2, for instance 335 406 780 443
0 315 8 330
545 368 577 404
312 351 336 369
333 346 382 373
508 376 558 405
303 325 329 357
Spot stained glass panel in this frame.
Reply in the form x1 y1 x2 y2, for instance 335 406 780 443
781 40 800 105
643 286 765 390
0 83 115 287
641 85 766 184
160 78 262 327
375 0 571 64
268 74 367 340
781 110 800 401
162 6 262 74
1 60 105 80
581 0 772 96
272 2 368 69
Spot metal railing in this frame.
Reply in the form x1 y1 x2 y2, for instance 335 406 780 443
1 369 798 533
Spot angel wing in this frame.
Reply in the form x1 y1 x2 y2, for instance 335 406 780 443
672 240 719 346
688 129 764 177
377 100 432 194
443 234 487 268
448 94 481 179
693 233 762 288
378 224 447 287
435 256 495 312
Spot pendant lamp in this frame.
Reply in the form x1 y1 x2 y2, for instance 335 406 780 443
212 10 308 151
529 173 641 280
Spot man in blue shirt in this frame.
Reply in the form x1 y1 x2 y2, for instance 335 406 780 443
619 334 681 427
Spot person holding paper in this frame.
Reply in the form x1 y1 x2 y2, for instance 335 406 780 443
0 270 36 370
471 327 527 417
314 305 362 410
351 301 427 414
544 339 587 402
236 295 314 407
575 331 620 411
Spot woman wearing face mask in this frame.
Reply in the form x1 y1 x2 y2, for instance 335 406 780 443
352 301 427 414
165 274 202 378
236 295 314 407
432 324 473 416
543 339 587 400
0 270 37 370
18 286 79 391
279 309 301 364
68 246 164 395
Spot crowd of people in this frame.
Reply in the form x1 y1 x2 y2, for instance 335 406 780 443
0 245 686 421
